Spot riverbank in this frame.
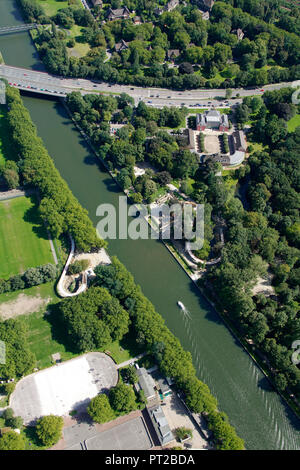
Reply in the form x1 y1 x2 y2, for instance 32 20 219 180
61 97 300 420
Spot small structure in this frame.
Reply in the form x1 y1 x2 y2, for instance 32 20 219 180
115 39 129 53
133 16 142 25
154 7 164 16
0 427 12 436
166 0 180 11
136 367 156 401
231 130 247 153
90 0 103 7
106 7 130 21
236 28 244 41
185 128 196 151
51 353 61 364
200 10 209 20
202 0 214 10
167 49 180 62
196 110 229 132
147 405 174 446
156 376 172 397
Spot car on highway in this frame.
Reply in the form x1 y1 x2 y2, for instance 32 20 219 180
260 89 264 92
148 100 152 103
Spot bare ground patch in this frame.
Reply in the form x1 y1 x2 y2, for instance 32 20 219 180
252 273 275 297
0 294 51 320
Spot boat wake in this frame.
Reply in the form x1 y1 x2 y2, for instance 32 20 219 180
177 301 192 320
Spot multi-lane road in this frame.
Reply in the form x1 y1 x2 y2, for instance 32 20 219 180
0 64 296 107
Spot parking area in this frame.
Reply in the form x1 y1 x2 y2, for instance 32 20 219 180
85 417 152 450
162 394 209 449
10 352 118 425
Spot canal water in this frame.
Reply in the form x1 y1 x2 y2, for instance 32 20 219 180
0 0 299 449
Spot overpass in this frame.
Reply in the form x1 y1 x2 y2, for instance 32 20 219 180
0 24 38 35
0 64 296 107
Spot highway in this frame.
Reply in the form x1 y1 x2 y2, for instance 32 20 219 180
0 64 296 107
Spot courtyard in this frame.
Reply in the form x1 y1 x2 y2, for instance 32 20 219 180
10 352 118 425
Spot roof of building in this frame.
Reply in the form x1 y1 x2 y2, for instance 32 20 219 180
115 39 129 52
186 128 196 149
229 150 245 166
166 0 179 11
137 367 156 399
156 376 172 394
90 0 103 6
107 7 130 18
167 49 180 59
196 110 229 127
148 405 174 445
232 130 247 152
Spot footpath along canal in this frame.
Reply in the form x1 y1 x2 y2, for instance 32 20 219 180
0 0 299 450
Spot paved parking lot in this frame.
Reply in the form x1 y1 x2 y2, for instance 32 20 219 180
10 353 118 425
162 394 209 450
85 417 152 450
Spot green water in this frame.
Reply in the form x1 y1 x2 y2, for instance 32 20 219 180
0 0 299 449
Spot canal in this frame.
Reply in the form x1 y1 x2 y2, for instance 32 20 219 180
0 0 299 450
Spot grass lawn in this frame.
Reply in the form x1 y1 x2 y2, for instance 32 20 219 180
0 196 55 279
37 0 83 16
21 302 76 370
0 281 57 306
287 114 300 132
103 329 144 364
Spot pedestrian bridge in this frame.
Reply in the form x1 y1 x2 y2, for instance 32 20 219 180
0 24 38 35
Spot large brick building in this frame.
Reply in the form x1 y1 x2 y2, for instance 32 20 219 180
196 110 229 132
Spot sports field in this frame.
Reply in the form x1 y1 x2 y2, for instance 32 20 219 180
0 196 54 279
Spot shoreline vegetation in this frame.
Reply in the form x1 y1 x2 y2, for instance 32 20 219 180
0 85 245 449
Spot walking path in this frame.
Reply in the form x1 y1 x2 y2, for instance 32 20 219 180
56 236 88 298
0 188 35 201
116 353 147 370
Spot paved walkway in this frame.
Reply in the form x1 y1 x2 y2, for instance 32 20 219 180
116 353 147 370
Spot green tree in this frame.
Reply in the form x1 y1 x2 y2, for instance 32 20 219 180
0 431 25 450
36 415 64 447
87 394 115 424
109 383 137 414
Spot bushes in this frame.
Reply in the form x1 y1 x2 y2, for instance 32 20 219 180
88 383 138 424
222 133 229 153
198 132 205 153
87 394 114 424
35 415 64 447
0 319 36 380
68 259 90 275
0 263 57 294
58 286 130 352
6 86 104 253
0 431 26 450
